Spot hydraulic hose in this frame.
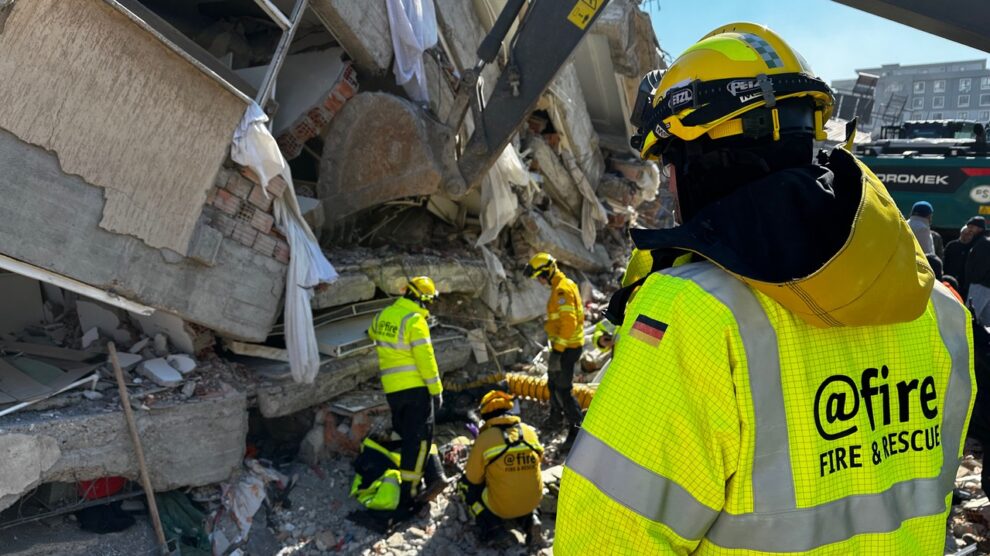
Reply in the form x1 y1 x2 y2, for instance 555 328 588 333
443 372 596 409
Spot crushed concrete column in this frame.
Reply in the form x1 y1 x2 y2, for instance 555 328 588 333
318 93 466 227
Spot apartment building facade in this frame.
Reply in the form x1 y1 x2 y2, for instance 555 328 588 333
832 59 990 130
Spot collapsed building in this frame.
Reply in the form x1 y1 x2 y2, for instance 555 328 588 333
0 0 667 545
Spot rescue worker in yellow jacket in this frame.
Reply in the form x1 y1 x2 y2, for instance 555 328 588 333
525 253 585 449
558 23 975 554
368 276 445 520
459 391 544 545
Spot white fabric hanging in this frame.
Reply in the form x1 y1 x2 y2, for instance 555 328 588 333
231 103 338 384
385 0 438 103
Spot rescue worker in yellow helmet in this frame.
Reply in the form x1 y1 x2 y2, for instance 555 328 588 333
367 276 446 521
524 252 585 450
558 22 974 554
459 391 544 546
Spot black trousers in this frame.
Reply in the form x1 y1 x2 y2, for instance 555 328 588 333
386 387 434 498
547 347 583 425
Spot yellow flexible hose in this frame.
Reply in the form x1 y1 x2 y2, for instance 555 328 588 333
443 372 596 409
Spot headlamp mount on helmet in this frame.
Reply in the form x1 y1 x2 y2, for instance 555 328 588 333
639 72 832 159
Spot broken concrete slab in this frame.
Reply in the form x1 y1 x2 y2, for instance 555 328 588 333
256 338 470 418
505 277 547 325
111 352 142 372
166 354 197 375
132 311 196 354
138 358 183 387
310 0 392 76
77 300 130 344
318 93 465 227
311 273 376 310
0 433 60 511
359 255 489 297
81 327 99 349
514 211 611 272
0 389 248 511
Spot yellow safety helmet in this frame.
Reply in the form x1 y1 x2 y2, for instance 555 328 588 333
479 390 514 416
524 252 557 279
637 22 833 161
406 276 438 304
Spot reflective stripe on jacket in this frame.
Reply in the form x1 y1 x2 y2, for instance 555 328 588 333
368 298 442 395
557 262 974 554
546 272 584 351
464 415 544 519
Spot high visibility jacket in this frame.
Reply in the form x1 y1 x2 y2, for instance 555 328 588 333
546 272 584 351
350 438 402 511
557 149 976 554
559 264 973 554
464 415 544 519
368 298 442 395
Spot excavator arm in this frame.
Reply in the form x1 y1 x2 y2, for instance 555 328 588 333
452 0 613 191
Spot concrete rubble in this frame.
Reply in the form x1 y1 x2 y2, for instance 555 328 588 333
0 0 672 553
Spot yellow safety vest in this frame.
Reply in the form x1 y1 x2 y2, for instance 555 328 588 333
557 262 974 554
368 298 443 395
546 272 584 350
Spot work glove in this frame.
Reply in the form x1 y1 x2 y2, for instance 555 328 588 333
433 394 444 415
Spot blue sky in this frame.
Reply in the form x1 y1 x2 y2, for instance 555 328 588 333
645 0 988 84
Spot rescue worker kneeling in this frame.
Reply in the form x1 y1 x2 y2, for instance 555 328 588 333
349 436 444 523
459 391 544 545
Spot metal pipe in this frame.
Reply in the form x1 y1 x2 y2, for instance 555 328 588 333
253 0 291 30
256 0 310 108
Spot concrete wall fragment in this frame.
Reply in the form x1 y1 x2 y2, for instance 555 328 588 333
0 130 284 341
0 0 247 254
310 0 393 75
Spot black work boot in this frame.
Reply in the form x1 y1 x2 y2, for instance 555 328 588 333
416 453 449 504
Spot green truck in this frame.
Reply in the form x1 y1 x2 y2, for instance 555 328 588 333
855 120 990 234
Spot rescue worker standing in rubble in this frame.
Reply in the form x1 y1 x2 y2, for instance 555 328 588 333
558 23 975 554
367 276 445 520
525 252 584 450
459 391 544 545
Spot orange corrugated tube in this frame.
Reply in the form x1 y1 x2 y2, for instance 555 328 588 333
505 372 596 410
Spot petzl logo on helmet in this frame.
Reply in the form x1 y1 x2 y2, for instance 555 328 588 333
726 79 760 96
668 88 693 110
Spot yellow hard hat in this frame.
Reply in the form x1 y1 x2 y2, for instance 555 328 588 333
524 252 557 279
639 22 833 160
406 276 438 304
479 390 514 415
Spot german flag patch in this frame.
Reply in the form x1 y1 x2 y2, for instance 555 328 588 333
628 315 667 347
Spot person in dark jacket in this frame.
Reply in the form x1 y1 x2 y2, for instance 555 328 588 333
944 223 976 294
966 217 990 323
